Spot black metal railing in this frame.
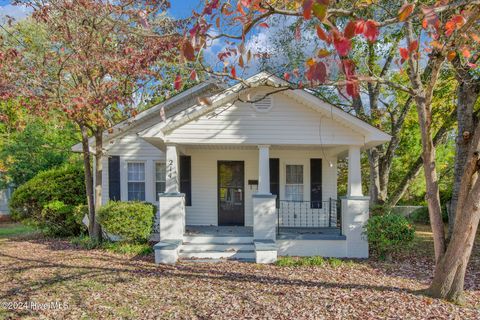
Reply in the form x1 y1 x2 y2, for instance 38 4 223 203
277 198 340 233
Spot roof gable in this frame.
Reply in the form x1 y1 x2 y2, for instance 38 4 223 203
139 72 391 148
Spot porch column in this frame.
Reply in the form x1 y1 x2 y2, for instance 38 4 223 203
165 144 179 193
156 143 184 264
257 145 270 195
342 145 369 258
347 145 363 197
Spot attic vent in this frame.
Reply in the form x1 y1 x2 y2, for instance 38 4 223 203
252 95 273 112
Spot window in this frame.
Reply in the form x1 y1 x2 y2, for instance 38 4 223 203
155 162 166 196
285 165 303 201
127 162 145 201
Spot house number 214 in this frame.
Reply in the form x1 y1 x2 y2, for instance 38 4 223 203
168 160 174 178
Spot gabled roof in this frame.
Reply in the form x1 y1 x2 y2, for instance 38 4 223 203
139 71 391 148
73 71 391 153
71 81 223 152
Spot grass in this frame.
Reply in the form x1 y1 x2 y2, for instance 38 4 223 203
71 235 153 256
0 222 38 238
275 256 348 267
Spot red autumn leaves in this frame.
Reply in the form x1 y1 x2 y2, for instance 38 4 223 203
315 20 379 58
399 40 419 63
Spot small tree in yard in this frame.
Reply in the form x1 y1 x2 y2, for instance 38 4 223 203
7 0 181 240
187 0 479 303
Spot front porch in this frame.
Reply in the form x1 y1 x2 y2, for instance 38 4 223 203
184 225 344 240
154 142 369 264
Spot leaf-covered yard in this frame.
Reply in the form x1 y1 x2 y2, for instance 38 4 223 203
0 224 478 319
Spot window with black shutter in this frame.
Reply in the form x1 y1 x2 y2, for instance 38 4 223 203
108 156 121 201
310 159 322 208
270 158 280 208
180 156 192 206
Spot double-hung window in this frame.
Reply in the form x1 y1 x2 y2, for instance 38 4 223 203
285 164 303 201
127 162 145 201
155 162 166 196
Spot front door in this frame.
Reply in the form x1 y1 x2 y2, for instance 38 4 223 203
218 161 245 226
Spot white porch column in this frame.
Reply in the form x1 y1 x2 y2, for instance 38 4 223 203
165 144 179 193
156 143 184 264
342 145 369 258
258 145 270 195
347 145 363 197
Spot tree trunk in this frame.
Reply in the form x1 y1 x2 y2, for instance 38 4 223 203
414 94 446 262
367 147 383 206
449 77 479 239
92 129 103 240
428 172 480 303
79 123 96 239
428 88 480 303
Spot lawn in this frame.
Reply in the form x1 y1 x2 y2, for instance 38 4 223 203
0 223 38 238
0 223 478 319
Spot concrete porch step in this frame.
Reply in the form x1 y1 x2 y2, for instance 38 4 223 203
181 243 254 251
183 235 254 244
178 249 255 260
181 258 256 263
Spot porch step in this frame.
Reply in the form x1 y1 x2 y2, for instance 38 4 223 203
183 235 254 244
179 249 255 260
180 234 255 261
181 243 254 251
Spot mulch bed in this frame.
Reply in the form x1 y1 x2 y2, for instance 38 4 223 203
0 229 478 319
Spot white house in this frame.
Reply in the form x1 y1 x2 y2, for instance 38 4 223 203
73 72 390 264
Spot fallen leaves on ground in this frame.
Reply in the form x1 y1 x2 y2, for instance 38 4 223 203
0 226 478 320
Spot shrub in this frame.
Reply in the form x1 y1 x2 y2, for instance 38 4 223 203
9 164 86 222
98 201 156 243
102 242 153 256
370 204 392 217
71 235 101 250
364 214 415 261
40 200 78 236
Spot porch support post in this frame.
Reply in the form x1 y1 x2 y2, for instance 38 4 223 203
165 144 179 193
156 143 184 264
342 145 369 258
257 145 270 195
347 146 363 197
341 196 369 258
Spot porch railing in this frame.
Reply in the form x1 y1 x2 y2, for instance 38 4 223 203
276 198 340 233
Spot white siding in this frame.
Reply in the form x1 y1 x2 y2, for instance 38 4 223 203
185 147 337 227
165 91 365 146
106 134 164 158
97 135 165 205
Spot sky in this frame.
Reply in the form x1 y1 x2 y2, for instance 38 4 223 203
0 1 202 21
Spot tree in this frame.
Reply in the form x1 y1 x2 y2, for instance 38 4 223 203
257 16 460 207
0 115 79 188
189 0 479 302
9 0 180 239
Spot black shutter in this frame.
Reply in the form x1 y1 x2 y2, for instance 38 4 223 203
108 156 121 201
180 156 192 206
310 159 322 208
270 158 280 208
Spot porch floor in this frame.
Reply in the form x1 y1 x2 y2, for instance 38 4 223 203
183 226 345 240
